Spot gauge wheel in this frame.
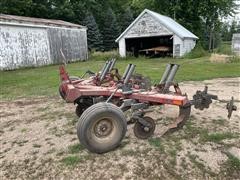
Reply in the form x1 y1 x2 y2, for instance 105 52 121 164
134 116 156 139
77 102 127 154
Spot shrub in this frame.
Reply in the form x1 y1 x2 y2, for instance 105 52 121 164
215 41 233 55
185 43 208 59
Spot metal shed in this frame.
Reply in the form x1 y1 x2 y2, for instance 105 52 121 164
232 33 240 56
116 9 198 58
0 14 88 70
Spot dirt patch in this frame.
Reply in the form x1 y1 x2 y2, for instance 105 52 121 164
0 78 239 179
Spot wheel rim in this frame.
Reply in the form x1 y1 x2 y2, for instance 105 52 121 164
90 117 117 142
94 118 113 138
134 117 156 139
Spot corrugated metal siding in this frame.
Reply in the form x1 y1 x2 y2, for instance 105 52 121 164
0 24 88 70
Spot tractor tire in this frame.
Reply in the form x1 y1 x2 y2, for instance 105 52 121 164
77 102 127 153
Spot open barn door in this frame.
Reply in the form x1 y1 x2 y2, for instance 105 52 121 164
125 35 173 57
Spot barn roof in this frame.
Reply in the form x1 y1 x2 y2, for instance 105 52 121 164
116 9 198 42
0 14 86 29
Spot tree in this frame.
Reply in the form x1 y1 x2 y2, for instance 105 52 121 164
230 20 238 35
221 23 231 41
1 0 237 51
0 0 32 16
198 0 236 51
120 7 134 32
102 8 121 51
29 0 53 18
82 12 103 51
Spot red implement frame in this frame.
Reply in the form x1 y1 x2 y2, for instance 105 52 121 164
59 65 189 107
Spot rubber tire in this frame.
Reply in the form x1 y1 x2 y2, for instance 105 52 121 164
77 102 127 154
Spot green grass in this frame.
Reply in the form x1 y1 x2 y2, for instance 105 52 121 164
200 132 238 143
148 138 165 152
225 153 240 171
61 155 82 166
222 153 240 177
68 144 85 154
0 53 239 99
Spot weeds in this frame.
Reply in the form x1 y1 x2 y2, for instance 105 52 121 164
61 155 82 166
68 144 85 154
21 128 27 133
226 153 240 169
230 56 240 63
185 43 208 59
148 138 165 152
32 144 41 148
200 132 237 143
221 153 240 177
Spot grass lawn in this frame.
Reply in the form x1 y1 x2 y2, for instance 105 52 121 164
0 54 239 99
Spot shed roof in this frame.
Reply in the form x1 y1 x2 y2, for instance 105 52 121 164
0 14 86 29
116 9 198 42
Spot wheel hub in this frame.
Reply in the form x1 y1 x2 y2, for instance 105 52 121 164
134 117 156 139
94 119 113 138
143 126 150 132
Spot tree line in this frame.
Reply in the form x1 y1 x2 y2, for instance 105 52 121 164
0 0 239 52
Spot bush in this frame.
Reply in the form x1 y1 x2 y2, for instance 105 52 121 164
185 43 208 59
215 41 233 55
89 50 119 61
230 56 240 63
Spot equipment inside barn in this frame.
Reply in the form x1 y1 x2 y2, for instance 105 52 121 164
127 36 173 57
116 9 198 58
59 60 237 153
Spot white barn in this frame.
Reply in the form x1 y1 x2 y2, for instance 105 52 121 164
0 14 88 70
232 33 240 56
116 9 198 58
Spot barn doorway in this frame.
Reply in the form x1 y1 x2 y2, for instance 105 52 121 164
125 35 173 57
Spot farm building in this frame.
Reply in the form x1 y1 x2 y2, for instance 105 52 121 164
116 9 198 58
232 33 240 56
0 14 88 70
